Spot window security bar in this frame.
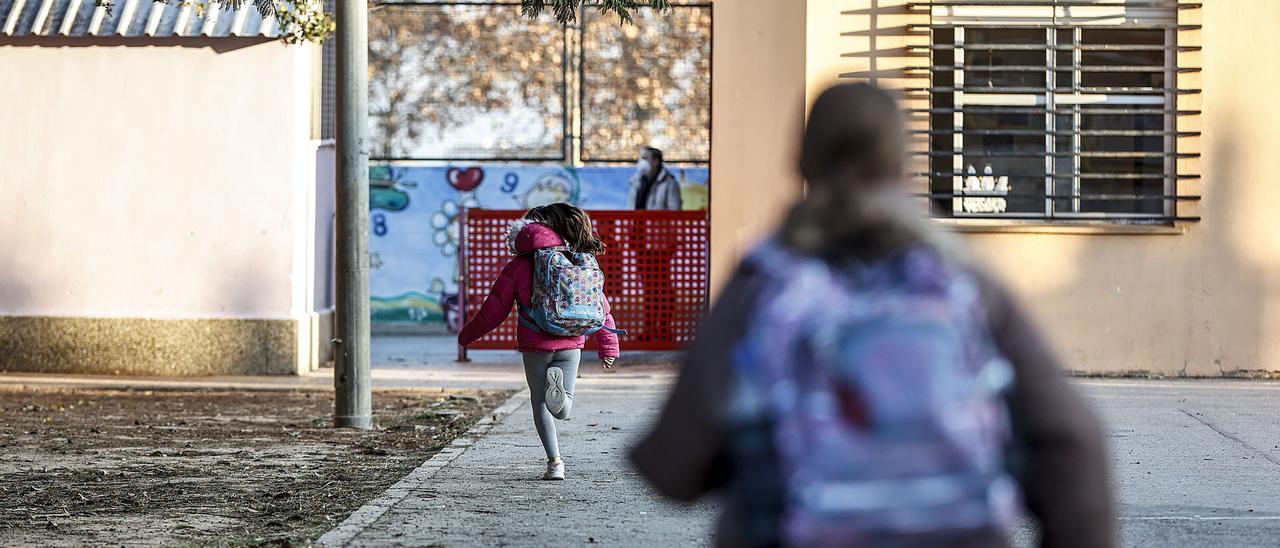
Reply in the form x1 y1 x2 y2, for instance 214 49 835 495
900 86 1201 94
894 0 1201 223
911 129 1201 137
917 171 1201 180
908 44 1200 52
912 151 1200 158
911 108 1198 115
910 65 1200 73
921 0 1198 7
910 23 1201 30
913 192 1199 201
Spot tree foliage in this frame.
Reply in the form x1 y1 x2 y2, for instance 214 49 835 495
366 3 710 162
581 7 710 160
520 0 672 24
369 5 566 159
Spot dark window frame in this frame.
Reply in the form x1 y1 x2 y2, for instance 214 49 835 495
913 0 1202 225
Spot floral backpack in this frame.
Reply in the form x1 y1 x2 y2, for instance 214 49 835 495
519 246 625 337
727 240 1022 546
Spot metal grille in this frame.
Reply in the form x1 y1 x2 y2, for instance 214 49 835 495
320 0 335 140
900 0 1202 224
366 1 712 165
579 5 712 163
462 209 709 352
367 2 568 161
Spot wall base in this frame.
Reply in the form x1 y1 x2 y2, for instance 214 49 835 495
0 314 333 376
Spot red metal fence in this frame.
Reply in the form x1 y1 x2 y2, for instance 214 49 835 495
461 209 709 354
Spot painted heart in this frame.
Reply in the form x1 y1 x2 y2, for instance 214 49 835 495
446 167 485 192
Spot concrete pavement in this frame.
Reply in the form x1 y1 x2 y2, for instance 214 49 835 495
7 335 1280 546
1084 380 1280 547
320 377 716 547
316 365 1280 547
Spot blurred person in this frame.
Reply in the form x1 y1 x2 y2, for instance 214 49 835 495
630 83 1114 547
629 146 683 344
631 146 683 211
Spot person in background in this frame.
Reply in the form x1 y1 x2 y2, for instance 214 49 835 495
628 146 684 345
630 83 1114 547
630 146 683 211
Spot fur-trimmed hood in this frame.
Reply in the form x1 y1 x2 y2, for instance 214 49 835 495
506 220 565 255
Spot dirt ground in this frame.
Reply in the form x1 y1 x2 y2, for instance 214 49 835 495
0 386 514 547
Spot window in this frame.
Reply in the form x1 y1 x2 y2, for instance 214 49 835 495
916 0 1200 224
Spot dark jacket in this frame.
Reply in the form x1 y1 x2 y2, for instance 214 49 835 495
629 166 683 210
630 250 1115 548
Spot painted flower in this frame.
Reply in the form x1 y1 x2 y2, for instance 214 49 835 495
430 196 479 257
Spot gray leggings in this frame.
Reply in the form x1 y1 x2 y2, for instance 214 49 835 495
522 349 581 460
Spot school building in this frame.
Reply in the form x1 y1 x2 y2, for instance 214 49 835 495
725 0 1280 376
0 0 335 375
1 0 1277 376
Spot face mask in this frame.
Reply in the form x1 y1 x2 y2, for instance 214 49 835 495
635 159 651 174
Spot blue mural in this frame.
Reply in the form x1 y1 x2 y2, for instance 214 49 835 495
368 163 709 327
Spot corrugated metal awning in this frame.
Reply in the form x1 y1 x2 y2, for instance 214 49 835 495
0 0 283 37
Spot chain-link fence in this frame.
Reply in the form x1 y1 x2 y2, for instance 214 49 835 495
365 2 710 164
580 5 711 163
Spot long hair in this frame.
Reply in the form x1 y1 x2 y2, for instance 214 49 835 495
524 203 606 255
783 82 951 262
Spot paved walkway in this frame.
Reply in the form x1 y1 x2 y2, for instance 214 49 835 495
319 376 715 547
1083 380 1280 547
314 374 1280 547
10 336 1280 547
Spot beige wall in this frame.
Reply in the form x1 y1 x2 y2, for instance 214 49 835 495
964 0 1279 375
786 0 1280 374
0 38 334 374
708 0 808 293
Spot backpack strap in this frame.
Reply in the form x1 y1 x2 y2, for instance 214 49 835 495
517 307 543 333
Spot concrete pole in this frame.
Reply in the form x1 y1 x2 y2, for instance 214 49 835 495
333 0 372 429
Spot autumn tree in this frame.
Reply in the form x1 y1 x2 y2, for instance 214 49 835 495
581 7 710 161
367 2 709 162
368 5 566 159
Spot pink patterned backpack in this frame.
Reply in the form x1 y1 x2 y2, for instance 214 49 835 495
519 246 624 337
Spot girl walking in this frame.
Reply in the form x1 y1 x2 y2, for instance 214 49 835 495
631 83 1113 547
459 203 621 481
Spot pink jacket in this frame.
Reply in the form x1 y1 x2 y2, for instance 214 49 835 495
458 221 621 359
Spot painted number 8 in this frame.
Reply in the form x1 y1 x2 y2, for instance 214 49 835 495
502 172 519 193
373 213 388 236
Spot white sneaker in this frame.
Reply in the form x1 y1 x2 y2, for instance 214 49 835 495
543 459 565 481
545 367 567 416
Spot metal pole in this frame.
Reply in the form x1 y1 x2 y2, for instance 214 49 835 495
334 0 372 429
456 207 470 363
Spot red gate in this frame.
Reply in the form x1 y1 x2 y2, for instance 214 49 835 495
460 209 709 356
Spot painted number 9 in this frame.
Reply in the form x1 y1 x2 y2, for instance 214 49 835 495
502 172 519 193
373 213 388 237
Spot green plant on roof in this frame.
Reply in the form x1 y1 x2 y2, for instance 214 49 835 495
519 0 672 24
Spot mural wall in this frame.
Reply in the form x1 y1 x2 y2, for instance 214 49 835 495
368 163 709 327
